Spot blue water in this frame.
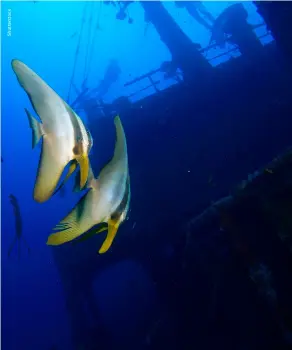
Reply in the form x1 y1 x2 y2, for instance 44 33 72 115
1 2 274 350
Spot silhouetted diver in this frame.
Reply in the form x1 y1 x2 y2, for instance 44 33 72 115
104 1 134 23
94 59 121 98
72 59 121 109
116 1 134 23
8 194 30 259
175 1 215 31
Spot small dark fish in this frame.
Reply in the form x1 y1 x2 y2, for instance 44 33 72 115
8 194 30 259
1 157 3 163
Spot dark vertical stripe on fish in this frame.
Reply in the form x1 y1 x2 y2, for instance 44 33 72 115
110 175 130 221
64 104 85 155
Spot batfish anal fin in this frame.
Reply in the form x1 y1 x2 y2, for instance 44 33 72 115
98 218 120 254
46 190 94 245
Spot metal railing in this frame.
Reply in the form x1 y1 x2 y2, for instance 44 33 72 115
123 23 272 101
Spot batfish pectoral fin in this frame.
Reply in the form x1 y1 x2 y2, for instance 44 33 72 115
76 154 89 190
65 160 78 182
73 224 108 245
25 108 44 148
98 219 120 254
95 226 108 234
73 169 81 192
53 160 78 196
73 164 95 192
